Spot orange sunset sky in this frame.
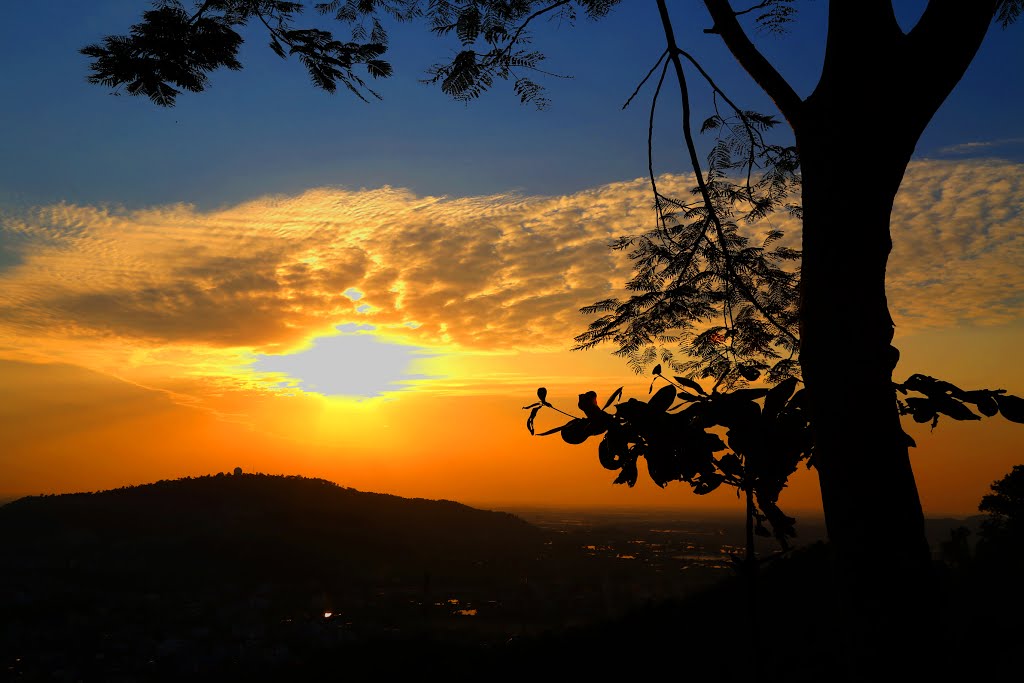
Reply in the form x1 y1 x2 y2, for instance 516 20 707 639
1 2 1021 519
2 162 1022 517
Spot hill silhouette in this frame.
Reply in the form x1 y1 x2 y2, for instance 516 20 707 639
0 471 546 586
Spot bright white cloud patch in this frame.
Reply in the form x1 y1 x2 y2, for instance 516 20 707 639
253 327 439 399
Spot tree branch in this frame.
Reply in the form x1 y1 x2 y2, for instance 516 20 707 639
500 0 573 61
904 0 1000 114
658 0 799 347
702 0 803 128
190 0 217 24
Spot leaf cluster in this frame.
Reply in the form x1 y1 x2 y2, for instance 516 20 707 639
746 0 798 35
895 373 1024 431
526 374 811 547
525 371 1024 550
420 0 617 108
81 0 404 105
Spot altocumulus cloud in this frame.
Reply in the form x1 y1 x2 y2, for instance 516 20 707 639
0 159 1020 399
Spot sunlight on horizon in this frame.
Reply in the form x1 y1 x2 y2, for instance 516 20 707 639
252 324 444 399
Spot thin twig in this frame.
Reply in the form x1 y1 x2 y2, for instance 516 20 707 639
624 50 669 110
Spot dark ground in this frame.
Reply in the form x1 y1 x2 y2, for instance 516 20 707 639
1 476 1014 682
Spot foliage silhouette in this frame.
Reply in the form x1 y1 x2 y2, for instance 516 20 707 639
526 372 1023 568
975 464 1024 572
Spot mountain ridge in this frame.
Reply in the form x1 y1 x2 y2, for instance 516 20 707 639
0 470 548 585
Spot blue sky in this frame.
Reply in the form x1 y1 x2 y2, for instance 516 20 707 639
1 1 1021 212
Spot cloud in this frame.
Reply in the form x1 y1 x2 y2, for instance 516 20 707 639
888 160 1024 330
0 182 654 355
0 159 1020 401
935 137 1024 155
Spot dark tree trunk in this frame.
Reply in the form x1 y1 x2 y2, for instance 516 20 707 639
702 2 1003 676
787 5 1000 676
797 35 934 590
797 118 934 677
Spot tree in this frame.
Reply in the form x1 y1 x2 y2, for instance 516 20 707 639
82 0 1021 674
976 464 1024 570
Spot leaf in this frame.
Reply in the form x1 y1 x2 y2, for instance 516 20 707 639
560 418 595 444
535 426 565 436
526 405 542 435
602 386 624 410
962 392 999 417
269 37 287 59
905 397 935 423
692 473 723 495
700 114 723 132
613 461 639 487
717 453 743 478
763 377 798 418
648 384 677 413
934 396 981 421
996 394 1024 423
674 376 707 395
903 373 963 399
537 387 548 403
652 364 662 376
598 438 625 470
578 391 600 416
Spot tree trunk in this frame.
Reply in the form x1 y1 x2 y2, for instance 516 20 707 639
703 1 1003 677
797 118 936 677
793 31 988 677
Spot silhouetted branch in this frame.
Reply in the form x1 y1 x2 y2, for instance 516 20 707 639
703 0 802 126
658 0 799 347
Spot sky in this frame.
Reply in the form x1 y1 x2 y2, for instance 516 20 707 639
0 1 1021 518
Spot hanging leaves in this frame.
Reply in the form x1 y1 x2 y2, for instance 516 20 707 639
895 374 1023 428
996 394 1024 423
521 364 1019 553
522 376 813 543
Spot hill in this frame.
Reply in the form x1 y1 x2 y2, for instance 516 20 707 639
1 472 565 679
0 471 547 585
